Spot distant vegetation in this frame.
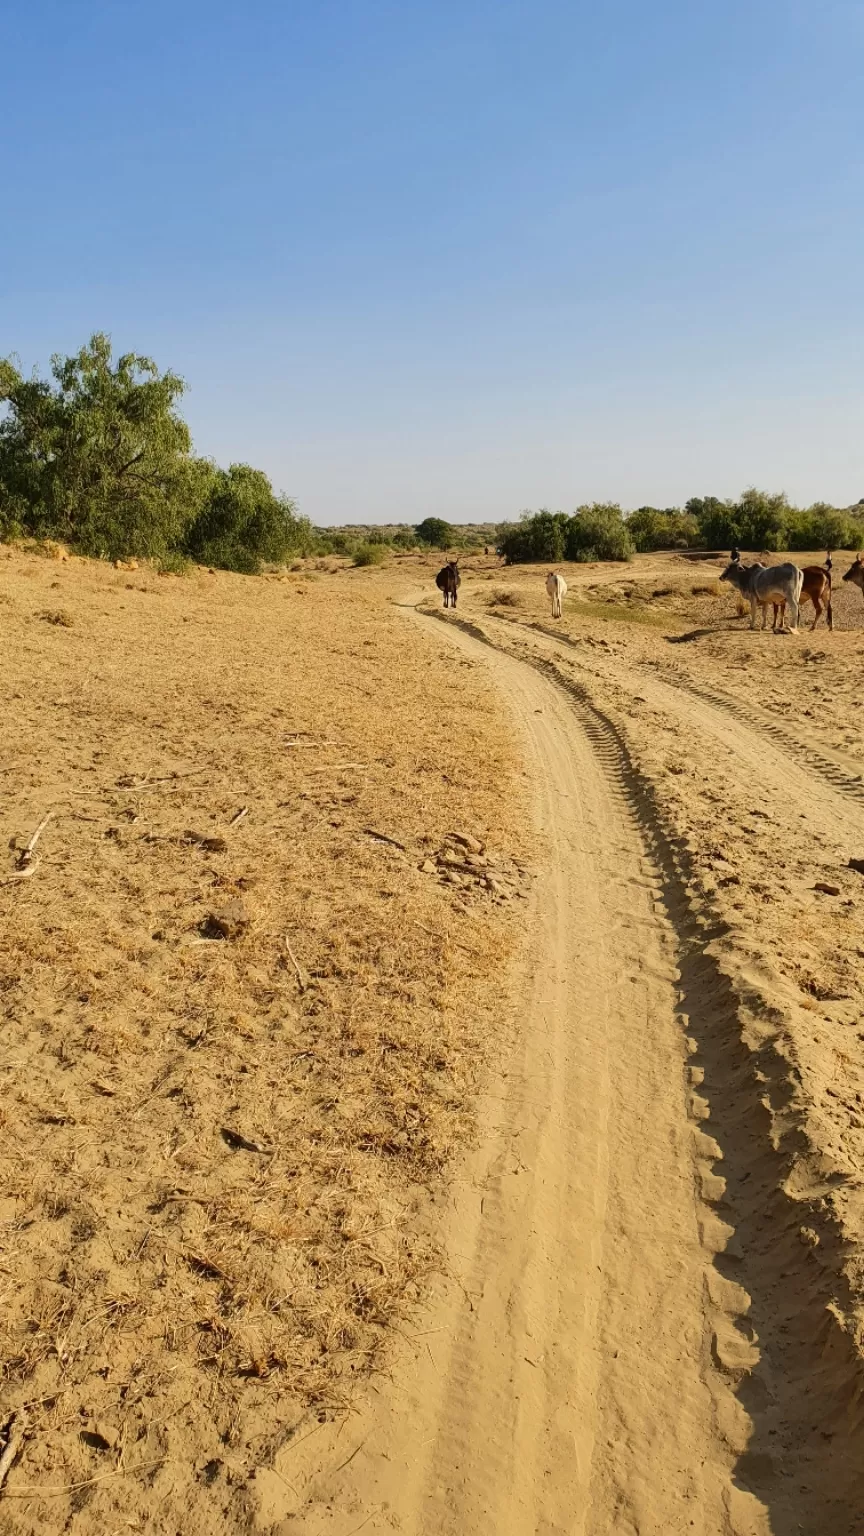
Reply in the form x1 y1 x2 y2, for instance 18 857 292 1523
414 516 454 549
4 339 859 575
497 505 636 565
314 518 494 558
497 490 864 565
0 334 315 573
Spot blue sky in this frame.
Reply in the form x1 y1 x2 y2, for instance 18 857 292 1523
2 1 863 523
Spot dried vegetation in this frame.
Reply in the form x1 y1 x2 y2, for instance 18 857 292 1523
0 548 529 1532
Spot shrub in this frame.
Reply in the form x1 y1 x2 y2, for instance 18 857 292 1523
184 465 312 573
497 510 568 564
626 507 699 551
566 504 634 563
156 551 192 575
353 542 387 566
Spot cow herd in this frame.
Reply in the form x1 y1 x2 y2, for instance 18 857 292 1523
435 551 864 635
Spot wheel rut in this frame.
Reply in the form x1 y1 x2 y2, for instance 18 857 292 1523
291 609 788 1536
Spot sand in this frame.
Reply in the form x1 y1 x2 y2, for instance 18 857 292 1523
3 545 864 1534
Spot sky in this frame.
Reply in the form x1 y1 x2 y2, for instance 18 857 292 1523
2 0 863 525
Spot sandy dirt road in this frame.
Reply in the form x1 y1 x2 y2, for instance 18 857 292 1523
287 612 768 1536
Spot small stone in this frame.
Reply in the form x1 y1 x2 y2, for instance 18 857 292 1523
448 832 484 854
205 899 251 939
419 859 437 874
814 882 841 896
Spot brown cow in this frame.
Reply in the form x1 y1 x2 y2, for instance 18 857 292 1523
771 555 833 632
843 554 864 599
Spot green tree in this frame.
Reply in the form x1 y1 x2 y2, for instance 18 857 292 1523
565 503 634 562
415 516 454 548
685 496 739 549
626 506 697 551
184 463 311 573
734 487 790 551
497 510 568 564
0 333 202 557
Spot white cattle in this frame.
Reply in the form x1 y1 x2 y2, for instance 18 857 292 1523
720 556 804 634
546 571 567 618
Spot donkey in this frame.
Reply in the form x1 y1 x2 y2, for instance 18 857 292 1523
436 560 461 609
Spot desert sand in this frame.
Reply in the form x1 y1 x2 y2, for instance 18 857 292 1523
3 545 864 1534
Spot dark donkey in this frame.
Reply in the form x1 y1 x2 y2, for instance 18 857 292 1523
436 559 460 608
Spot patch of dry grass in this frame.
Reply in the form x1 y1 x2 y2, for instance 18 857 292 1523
0 548 529 1532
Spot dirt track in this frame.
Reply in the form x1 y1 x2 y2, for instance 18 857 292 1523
4 549 864 1533
293 615 746 1534
303 575 864 1536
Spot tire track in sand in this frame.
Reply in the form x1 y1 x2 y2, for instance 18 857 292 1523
282 609 766 1536
450 612 864 1536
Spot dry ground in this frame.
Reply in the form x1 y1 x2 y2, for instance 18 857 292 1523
5 542 864 1534
0 546 529 1533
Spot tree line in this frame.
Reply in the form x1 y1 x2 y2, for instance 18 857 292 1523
496 490 864 566
0 338 495 572
3 338 858 573
0 334 315 573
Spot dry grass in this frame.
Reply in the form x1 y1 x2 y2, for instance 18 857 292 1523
0 548 529 1532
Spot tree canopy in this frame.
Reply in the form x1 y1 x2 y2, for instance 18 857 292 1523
0 333 312 571
497 505 634 565
414 516 454 548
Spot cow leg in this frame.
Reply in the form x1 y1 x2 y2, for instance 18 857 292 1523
811 597 822 631
749 597 758 630
827 595 833 632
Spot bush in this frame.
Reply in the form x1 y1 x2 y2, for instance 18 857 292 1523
156 551 192 575
566 503 634 562
497 510 568 564
626 507 699 551
353 542 388 566
498 505 634 565
184 465 312 573
391 528 419 549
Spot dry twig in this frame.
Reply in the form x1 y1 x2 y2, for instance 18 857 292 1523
284 936 308 992
17 810 55 868
0 1420 22 1494
362 828 407 851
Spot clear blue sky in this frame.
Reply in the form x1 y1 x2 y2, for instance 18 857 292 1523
3 1 863 524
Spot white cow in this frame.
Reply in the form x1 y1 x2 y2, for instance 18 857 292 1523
546 571 567 618
720 556 804 634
